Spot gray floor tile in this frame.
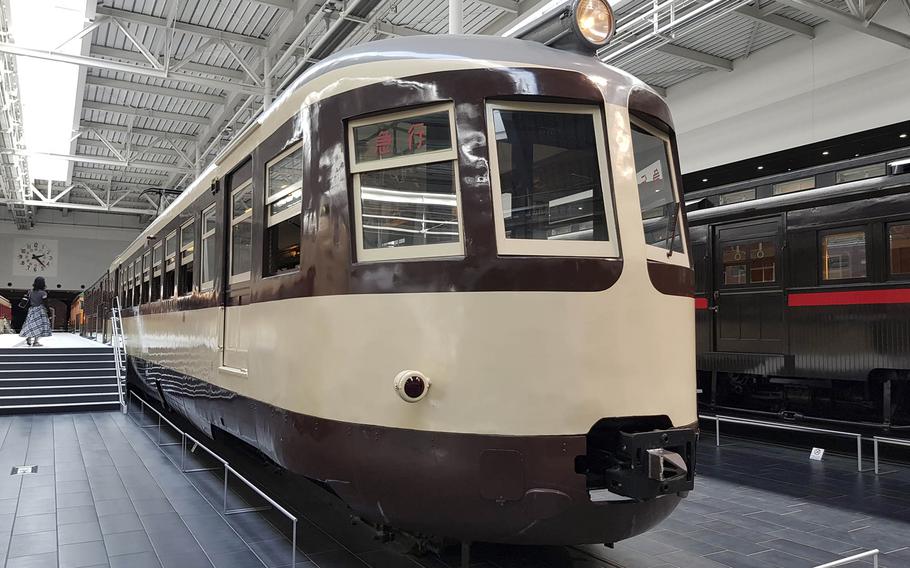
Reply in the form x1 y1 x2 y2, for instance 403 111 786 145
59 521 104 545
8 530 58 558
58 492 95 509
58 506 100 526
103 529 154 556
108 552 162 568
13 513 56 535
94 499 135 517
5 551 59 568
98 512 143 535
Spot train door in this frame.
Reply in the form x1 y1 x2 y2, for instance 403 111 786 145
220 159 253 374
712 218 786 353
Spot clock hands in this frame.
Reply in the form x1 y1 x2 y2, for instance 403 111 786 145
31 254 46 268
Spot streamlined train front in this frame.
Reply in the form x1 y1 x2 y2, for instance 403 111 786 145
113 0 698 547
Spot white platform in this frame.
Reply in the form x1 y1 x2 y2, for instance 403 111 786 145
0 332 106 349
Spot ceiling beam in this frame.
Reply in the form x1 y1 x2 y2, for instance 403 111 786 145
95 6 268 49
90 46 248 82
473 0 519 14
733 4 815 39
0 150 191 174
479 0 555 36
249 0 295 9
71 176 166 192
0 43 263 96
72 167 171 184
77 139 183 160
82 101 211 127
772 0 910 48
655 44 733 71
84 75 226 106
80 121 197 143
0 198 158 216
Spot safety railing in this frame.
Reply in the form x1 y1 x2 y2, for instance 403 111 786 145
813 548 879 567
872 436 910 475
699 414 871 473
127 391 298 567
110 297 127 414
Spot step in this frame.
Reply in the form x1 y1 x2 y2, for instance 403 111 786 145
0 348 112 355
0 361 116 371
0 393 120 406
0 385 121 397
0 354 115 363
0 375 117 384
0 369 117 379
0 400 121 412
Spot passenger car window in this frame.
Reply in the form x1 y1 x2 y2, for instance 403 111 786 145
772 177 815 195
151 244 162 302
265 144 302 275
231 183 253 283
821 230 866 281
179 220 195 295
836 163 885 184
349 104 463 261
200 206 217 289
888 223 910 277
722 241 775 285
631 120 684 257
486 102 618 258
718 188 755 206
141 252 150 303
163 232 176 299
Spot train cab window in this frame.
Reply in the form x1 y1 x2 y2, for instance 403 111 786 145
163 231 176 299
722 241 776 285
718 188 755 206
836 163 886 184
141 252 150 303
201 206 217 290
151 243 162 302
265 144 303 274
888 223 910 277
349 104 462 261
230 182 253 283
486 102 617 257
179 220 195 295
630 118 685 263
821 229 867 281
772 176 815 195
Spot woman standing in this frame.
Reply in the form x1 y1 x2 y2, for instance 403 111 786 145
20 277 52 347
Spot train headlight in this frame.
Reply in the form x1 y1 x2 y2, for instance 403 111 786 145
572 0 615 49
394 370 431 403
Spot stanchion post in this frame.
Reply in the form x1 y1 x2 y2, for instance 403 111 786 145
291 519 297 568
223 464 229 513
856 436 862 473
874 438 879 475
715 417 721 446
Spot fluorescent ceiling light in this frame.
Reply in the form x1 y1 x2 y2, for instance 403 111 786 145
9 0 88 182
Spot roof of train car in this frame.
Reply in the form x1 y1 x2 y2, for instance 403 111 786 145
109 35 654 269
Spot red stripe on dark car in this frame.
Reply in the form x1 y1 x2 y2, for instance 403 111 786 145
788 289 910 307
694 298 708 310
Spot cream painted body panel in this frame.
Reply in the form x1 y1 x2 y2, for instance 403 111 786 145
123 100 697 437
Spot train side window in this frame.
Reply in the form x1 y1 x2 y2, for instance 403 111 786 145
486 102 618 258
163 231 177 299
718 188 755 206
179 220 195 296
772 176 815 195
347 104 461 261
230 182 253 284
888 223 910 278
132 258 140 306
631 118 686 264
820 229 867 281
141 251 151 303
722 241 776 285
265 144 303 274
201 206 217 290
151 243 163 302
836 163 886 184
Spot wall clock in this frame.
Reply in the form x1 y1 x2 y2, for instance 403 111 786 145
13 238 58 277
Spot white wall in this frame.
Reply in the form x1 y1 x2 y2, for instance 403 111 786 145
0 220 139 291
667 4 910 173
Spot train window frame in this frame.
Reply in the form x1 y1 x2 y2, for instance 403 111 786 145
151 242 163 302
485 101 619 258
818 226 869 284
718 188 756 206
718 238 779 288
264 142 303 275
630 116 687 267
348 103 465 262
230 181 253 284
179 219 195 296
132 258 141 306
836 162 886 184
200 205 217 290
163 230 177 300
773 176 815 195
887 221 910 279
141 251 151 304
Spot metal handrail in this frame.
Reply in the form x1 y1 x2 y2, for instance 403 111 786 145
699 414 871 473
127 391 298 567
872 435 910 475
813 549 879 567
110 297 126 414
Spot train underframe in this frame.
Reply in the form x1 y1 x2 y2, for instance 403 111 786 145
698 370 910 428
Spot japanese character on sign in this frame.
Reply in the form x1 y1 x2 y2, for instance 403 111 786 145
407 122 426 152
376 129 393 157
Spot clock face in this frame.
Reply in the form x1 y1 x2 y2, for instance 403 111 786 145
13 239 58 277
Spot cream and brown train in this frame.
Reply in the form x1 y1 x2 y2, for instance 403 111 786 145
91 0 698 546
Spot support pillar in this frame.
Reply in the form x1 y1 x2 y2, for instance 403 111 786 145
449 0 463 34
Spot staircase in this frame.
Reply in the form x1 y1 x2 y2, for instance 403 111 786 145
0 346 122 413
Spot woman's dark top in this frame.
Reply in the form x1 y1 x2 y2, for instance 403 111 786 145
27 290 47 308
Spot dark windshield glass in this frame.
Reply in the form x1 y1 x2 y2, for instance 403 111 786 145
632 123 682 253
492 109 610 242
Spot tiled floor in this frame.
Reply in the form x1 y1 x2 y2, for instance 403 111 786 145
0 410 908 568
